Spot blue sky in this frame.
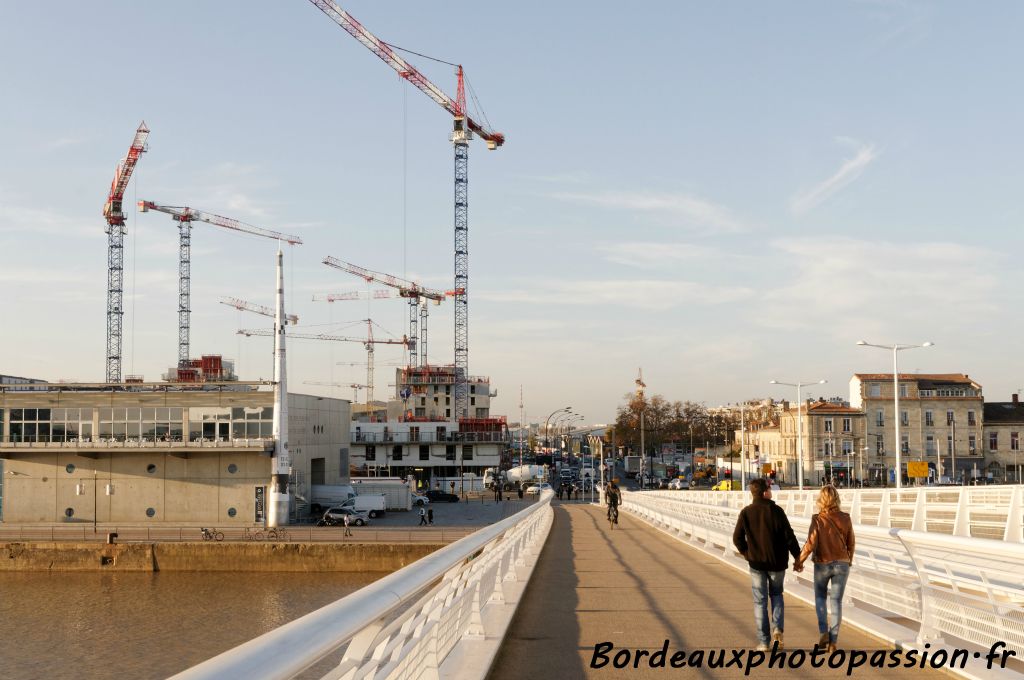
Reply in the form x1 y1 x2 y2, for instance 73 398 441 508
2 1 1023 425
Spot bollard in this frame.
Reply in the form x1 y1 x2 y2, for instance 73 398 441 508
106 532 118 545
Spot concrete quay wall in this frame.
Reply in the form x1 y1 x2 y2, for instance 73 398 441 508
0 542 443 572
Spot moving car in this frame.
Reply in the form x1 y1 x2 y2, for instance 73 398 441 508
425 489 460 503
668 478 687 490
412 492 430 506
321 506 371 526
525 482 553 496
712 480 742 491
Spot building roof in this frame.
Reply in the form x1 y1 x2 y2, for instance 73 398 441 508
983 402 1024 424
852 373 981 387
782 400 862 415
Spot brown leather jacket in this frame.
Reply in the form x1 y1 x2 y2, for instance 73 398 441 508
798 510 855 565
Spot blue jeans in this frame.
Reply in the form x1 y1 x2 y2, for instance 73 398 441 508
813 561 851 643
749 568 785 645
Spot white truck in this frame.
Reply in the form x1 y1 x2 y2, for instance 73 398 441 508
309 485 387 518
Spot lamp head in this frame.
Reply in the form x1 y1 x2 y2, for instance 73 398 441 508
856 340 867 346
769 380 778 385
922 342 934 347
819 379 828 385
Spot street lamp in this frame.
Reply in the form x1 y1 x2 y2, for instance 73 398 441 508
857 340 933 489
769 378 827 490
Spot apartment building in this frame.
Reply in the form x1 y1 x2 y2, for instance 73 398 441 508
982 393 1024 483
775 400 867 485
850 373 984 483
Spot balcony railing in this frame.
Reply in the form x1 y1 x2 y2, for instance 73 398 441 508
352 431 509 444
0 436 275 450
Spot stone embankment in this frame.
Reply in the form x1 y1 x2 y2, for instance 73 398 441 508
0 542 443 572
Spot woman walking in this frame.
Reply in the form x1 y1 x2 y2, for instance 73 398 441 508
794 485 855 652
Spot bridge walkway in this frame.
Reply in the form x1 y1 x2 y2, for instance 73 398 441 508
489 501 943 679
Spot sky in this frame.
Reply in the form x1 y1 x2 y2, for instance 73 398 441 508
1 1 1023 426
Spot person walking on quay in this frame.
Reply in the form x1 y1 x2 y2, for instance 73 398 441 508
794 485 855 653
427 507 434 526
343 511 353 538
418 505 428 526
732 478 801 652
517 482 524 499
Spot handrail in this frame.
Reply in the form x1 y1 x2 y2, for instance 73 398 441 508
171 490 553 680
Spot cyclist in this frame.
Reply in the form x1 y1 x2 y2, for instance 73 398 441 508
605 480 621 529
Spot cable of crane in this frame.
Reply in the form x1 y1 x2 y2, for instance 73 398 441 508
382 40 459 68
465 76 493 134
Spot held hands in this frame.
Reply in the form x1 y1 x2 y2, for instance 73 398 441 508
793 560 804 573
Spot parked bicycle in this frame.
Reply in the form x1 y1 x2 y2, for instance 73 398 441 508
200 527 224 542
244 527 265 541
265 527 290 541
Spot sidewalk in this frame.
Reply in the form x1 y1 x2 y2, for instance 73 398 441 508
489 502 945 679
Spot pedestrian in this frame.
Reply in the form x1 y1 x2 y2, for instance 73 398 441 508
498 485 503 501
574 485 579 501
343 511 353 537
517 482 524 499
605 480 621 529
732 478 801 652
794 485 855 653
427 507 434 526
556 485 562 501
418 505 428 526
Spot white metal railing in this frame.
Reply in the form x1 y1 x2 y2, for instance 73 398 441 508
622 490 1024 664
171 490 554 680
646 485 1024 543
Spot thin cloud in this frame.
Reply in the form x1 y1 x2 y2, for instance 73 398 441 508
790 140 878 216
595 241 725 268
551 190 747 233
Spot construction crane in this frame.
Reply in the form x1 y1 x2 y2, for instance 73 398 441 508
323 256 446 368
312 290 393 302
305 0 504 419
238 322 407 409
220 297 299 325
304 380 369 403
137 201 302 368
103 122 150 382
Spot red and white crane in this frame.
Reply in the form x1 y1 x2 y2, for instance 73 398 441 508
103 121 150 382
238 321 407 410
311 290 393 302
323 256 446 368
138 201 302 367
304 1 504 419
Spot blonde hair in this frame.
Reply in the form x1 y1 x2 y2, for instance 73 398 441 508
817 485 841 513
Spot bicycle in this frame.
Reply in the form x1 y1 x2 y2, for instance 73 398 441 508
200 527 224 542
265 527 290 541
244 527 265 541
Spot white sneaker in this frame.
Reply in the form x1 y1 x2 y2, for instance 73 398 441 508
755 643 769 652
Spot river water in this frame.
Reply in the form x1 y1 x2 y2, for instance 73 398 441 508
0 571 383 679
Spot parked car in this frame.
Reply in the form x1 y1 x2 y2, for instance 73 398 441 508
425 489 460 503
668 478 687 490
411 492 430 506
712 480 742 491
525 482 553 496
320 506 371 526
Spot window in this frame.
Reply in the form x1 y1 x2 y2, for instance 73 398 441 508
901 411 909 426
462 444 473 461
392 445 403 461
947 410 954 426
419 444 430 461
899 383 908 398
445 445 456 461
365 445 376 461
969 435 977 454
968 411 976 426
1012 433 1020 451
842 418 851 433
869 383 881 397
876 438 885 455
989 433 998 451
824 440 834 456
901 436 909 454
824 419 833 433
842 441 853 455
925 411 934 427
876 410 884 427
926 435 936 456
470 385 476 394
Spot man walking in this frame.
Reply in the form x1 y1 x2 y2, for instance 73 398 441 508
732 478 801 652
418 505 428 526
427 507 434 525
343 511 353 537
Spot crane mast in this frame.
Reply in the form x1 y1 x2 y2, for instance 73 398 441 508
139 201 302 367
305 1 503 420
103 122 149 382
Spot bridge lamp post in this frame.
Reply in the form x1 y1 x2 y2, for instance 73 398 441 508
856 340 933 490
769 379 827 490
544 407 571 474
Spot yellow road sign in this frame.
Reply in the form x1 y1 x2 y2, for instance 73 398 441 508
907 461 929 478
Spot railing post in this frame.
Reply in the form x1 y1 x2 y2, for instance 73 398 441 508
850 490 862 524
952 487 971 538
1004 486 1023 544
878 489 891 528
911 489 927 532
894 530 945 646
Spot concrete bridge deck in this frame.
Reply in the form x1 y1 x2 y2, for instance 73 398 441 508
490 501 944 679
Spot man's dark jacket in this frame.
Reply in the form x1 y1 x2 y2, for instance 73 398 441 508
732 496 800 572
